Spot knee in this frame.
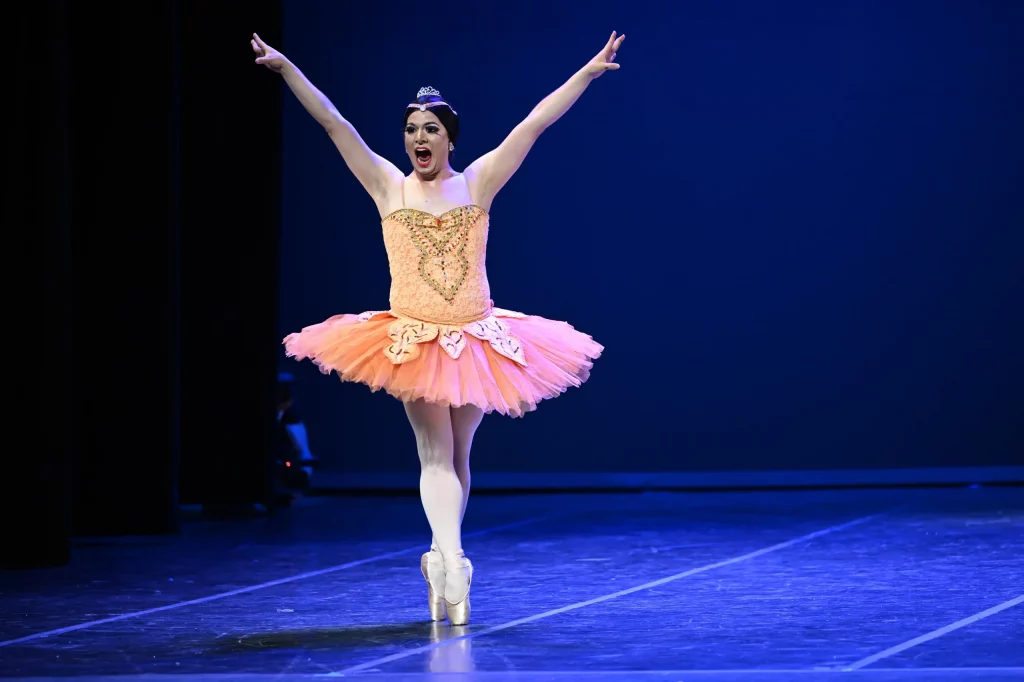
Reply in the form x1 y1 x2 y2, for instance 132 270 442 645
415 430 454 471
452 444 471 473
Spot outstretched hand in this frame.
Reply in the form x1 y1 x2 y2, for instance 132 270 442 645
584 31 626 79
251 33 289 73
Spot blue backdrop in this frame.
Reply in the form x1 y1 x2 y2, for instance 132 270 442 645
276 0 1022 483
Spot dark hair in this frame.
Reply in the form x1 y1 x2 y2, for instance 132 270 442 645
403 88 460 149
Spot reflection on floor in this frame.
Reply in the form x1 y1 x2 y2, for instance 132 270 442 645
1 485 1022 681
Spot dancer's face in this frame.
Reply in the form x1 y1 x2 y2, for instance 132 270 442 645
404 111 449 177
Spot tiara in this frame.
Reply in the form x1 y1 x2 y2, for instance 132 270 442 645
408 85 458 115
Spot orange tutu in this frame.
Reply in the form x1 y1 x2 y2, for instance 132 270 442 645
283 307 603 418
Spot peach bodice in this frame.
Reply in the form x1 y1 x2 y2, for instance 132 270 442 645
382 205 492 325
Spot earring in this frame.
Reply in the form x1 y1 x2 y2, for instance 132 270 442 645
448 142 455 152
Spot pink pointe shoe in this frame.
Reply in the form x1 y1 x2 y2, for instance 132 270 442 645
443 551 473 626
420 545 447 622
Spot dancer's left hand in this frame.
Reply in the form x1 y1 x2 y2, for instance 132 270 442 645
584 31 625 79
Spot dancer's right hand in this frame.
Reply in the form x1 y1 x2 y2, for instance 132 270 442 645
251 33 289 73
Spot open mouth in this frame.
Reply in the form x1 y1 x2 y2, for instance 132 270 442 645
415 147 432 167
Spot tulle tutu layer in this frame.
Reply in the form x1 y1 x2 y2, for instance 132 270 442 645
283 308 603 418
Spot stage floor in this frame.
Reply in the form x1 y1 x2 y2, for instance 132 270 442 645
1 486 1021 681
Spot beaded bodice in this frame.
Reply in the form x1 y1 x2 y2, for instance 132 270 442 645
381 205 492 325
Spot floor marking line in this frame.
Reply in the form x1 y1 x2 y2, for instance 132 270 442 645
843 593 1024 671
0 515 553 648
8 667 1024 680
327 511 888 676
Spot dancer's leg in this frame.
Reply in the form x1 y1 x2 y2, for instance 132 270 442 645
451 404 484 524
404 400 463 560
430 404 484 549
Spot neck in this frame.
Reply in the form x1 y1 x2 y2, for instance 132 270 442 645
413 163 454 183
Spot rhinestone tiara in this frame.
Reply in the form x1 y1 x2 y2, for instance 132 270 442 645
408 86 457 115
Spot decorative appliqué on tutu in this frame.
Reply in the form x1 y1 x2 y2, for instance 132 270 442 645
385 319 439 363
365 309 528 367
464 317 526 365
437 327 467 359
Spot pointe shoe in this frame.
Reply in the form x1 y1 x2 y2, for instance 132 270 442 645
421 546 447 621
443 553 473 626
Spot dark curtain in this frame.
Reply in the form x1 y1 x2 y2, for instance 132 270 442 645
9 0 282 567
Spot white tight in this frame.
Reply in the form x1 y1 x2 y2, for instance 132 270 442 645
404 400 485 563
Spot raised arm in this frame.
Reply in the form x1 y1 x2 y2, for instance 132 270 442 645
466 32 625 209
252 33 402 207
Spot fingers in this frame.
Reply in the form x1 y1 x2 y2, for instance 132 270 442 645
602 31 625 58
603 31 616 53
251 38 261 54
253 32 269 50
